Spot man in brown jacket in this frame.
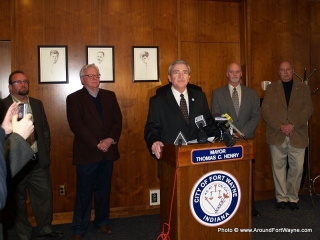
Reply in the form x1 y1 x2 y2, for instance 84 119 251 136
66 64 122 240
261 61 313 211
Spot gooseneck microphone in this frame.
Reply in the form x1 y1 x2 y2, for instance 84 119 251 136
221 113 247 141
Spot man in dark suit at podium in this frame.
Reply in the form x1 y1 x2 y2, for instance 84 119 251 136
144 59 219 159
211 62 261 217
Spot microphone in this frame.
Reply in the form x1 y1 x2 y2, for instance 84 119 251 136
195 115 207 128
213 113 236 147
221 113 247 140
195 115 208 143
222 130 236 147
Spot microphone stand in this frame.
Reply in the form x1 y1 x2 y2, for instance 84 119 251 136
294 68 318 207
197 123 208 144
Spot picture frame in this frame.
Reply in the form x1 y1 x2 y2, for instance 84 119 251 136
38 46 68 84
132 46 159 82
86 46 115 82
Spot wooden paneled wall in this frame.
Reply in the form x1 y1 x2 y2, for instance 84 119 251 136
0 0 319 223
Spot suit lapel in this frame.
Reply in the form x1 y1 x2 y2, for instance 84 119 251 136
239 85 252 115
28 98 38 123
276 80 287 109
288 80 299 107
188 89 195 122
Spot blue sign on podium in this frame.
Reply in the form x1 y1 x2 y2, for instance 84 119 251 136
192 146 243 164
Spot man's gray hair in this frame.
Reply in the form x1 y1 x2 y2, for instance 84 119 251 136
79 64 100 77
168 59 191 75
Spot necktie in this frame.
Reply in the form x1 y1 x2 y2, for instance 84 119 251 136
180 94 189 124
232 87 240 116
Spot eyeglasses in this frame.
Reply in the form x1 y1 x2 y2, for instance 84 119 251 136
11 80 30 85
82 74 101 79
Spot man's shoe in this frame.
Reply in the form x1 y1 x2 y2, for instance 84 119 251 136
289 202 299 211
100 225 113 234
276 201 286 210
71 234 82 240
36 231 63 239
252 207 261 218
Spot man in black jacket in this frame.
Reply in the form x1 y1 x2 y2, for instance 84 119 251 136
2 70 63 240
144 59 219 159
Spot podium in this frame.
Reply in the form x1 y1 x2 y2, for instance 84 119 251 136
160 139 254 240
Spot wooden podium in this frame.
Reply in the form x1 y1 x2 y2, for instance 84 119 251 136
160 139 254 240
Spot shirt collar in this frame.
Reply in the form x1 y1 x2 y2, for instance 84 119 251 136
171 86 188 99
85 87 99 98
11 95 29 103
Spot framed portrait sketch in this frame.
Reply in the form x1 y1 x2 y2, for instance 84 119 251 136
38 46 68 83
132 46 159 82
86 46 115 82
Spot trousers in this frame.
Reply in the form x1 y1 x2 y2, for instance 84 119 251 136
269 136 305 203
71 158 113 235
10 160 53 240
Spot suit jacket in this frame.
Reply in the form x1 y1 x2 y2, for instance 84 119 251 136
66 87 122 164
211 84 260 138
0 133 34 209
5 133 34 178
0 128 6 210
144 87 219 151
261 79 313 148
2 96 51 168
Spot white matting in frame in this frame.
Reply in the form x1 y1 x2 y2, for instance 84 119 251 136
38 46 68 83
133 46 159 82
87 46 115 82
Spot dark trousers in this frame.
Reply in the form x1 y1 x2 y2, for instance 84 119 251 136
71 159 113 235
10 160 53 240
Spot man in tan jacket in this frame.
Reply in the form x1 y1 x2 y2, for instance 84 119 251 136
262 61 313 211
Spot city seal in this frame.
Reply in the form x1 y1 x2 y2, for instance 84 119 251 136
189 170 241 227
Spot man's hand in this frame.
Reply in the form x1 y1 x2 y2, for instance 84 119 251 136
12 113 34 139
1 102 19 135
151 141 164 159
97 138 113 152
280 124 294 136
